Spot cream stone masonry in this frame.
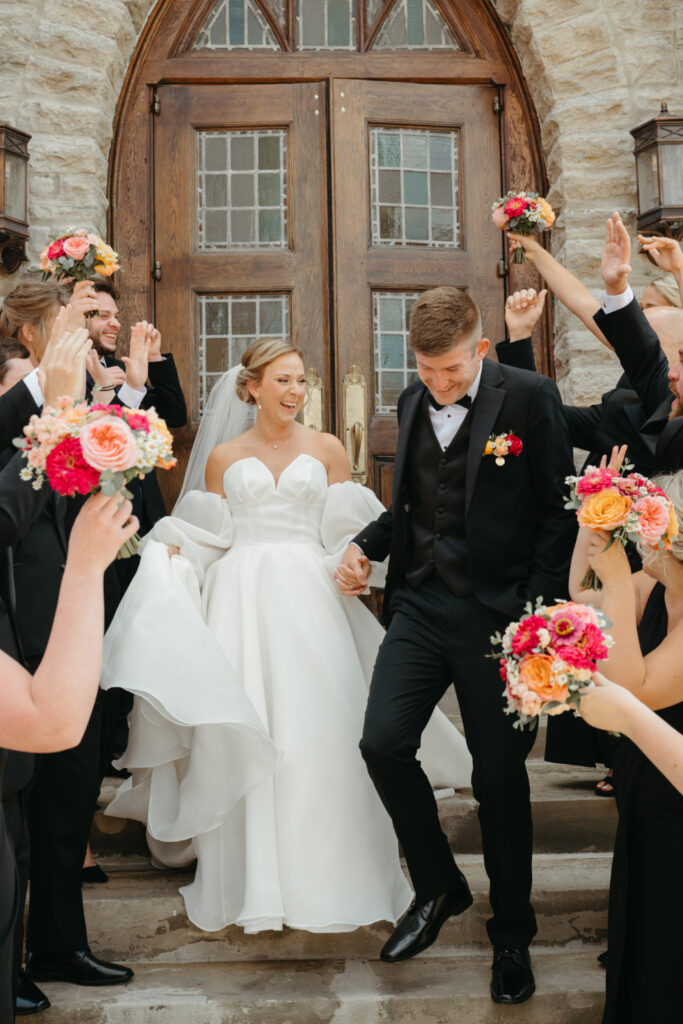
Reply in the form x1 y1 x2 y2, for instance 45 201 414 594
1 0 682 404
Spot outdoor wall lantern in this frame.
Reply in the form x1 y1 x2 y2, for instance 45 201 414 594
631 102 683 241
0 124 31 275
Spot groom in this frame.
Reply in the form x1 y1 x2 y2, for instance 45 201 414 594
337 287 576 1004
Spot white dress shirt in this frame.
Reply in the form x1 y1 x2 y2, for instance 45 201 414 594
428 362 483 451
100 356 146 409
598 285 634 314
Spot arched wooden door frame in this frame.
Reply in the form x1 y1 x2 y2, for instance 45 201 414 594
108 0 553 504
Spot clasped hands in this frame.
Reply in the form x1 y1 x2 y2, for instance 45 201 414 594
335 545 370 597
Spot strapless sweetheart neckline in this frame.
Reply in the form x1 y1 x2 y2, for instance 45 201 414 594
223 452 327 490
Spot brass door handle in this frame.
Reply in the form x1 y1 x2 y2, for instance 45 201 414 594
303 367 324 432
351 421 363 470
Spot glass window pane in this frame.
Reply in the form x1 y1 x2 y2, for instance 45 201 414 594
373 292 421 413
197 129 287 250
370 127 460 248
194 0 281 49
296 0 357 49
372 0 459 50
197 293 291 414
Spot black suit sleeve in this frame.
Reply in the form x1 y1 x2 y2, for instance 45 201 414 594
0 380 40 452
561 401 605 453
525 375 577 602
0 452 50 549
143 355 187 427
495 337 536 372
594 297 671 418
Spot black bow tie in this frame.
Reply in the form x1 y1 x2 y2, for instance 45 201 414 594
428 392 472 412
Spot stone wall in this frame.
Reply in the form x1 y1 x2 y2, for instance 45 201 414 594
1 0 682 404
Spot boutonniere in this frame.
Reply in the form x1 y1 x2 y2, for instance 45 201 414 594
484 432 523 467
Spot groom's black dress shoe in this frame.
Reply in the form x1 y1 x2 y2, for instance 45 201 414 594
490 945 535 1004
26 948 134 986
15 971 50 1015
380 876 473 963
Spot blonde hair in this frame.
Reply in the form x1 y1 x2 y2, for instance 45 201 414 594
651 277 682 309
637 471 683 566
0 278 66 358
236 337 304 404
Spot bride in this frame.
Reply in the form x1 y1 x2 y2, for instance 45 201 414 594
101 337 471 934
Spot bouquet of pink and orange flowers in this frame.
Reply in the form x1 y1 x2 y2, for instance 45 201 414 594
40 229 120 306
491 191 555 263
492 600 613 729
15 395 176 558
566 464 679 590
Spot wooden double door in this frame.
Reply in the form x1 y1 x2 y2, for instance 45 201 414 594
153 78 503 504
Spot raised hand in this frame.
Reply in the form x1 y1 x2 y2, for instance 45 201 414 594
599 444 628 475
601 212 632 295
64 280 100 330
146 323 164 362
121 321 151 391
85 350 125 394
585 528 630 584
505 288 548 341
335 545 370 596
38 321 92 406
637 234 683 276
507 232 544 263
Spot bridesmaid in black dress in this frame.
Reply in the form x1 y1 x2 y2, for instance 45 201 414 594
569 465 683 1024
0 748 19 1024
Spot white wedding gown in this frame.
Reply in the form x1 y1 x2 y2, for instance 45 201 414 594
101 453 472 933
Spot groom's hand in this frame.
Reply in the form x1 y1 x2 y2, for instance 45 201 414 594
505 288 547 341
335 545 370 596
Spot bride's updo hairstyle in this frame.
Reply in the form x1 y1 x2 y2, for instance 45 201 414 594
236 337 305 405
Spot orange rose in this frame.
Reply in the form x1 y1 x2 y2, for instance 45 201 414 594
665 503 679 544
577 489 632 531
518 653 568 704
80 416 139 472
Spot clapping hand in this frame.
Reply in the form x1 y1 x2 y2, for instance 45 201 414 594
601 212 632 295
85 350 126 393
335 545 371 597
38 309 92 406
505 288 547 341
146 323 165 363
121 321 151 391
637 234 683 275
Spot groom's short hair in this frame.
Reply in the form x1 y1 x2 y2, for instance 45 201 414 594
410 287 482 356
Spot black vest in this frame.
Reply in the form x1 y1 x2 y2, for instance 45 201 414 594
405 394 472 595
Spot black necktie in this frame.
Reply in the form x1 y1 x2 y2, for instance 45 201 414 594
428 392 472 412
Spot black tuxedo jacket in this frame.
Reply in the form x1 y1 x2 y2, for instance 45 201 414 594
103 354 187 532
497 299 673 474
354 360 576 623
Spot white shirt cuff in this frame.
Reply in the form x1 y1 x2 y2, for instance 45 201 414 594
117 382 147 408
598 286 634 314
23 368 44 408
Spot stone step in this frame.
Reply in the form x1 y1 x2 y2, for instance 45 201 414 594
79 853 609 963
91 761 617 859
34 951 606 1023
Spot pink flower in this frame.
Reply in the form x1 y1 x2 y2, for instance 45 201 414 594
123 410 151 433
634 495 671 545
45 437 100 495
506 434 523 456
548 607 586 646
80 416 139 472
511 614 548 656
47 239 66 261
576 468 615 497
492 206 510 229
504 197 530 219
62 236 92 261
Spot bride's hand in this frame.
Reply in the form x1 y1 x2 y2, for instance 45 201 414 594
335 545 370 596
167 544 180 559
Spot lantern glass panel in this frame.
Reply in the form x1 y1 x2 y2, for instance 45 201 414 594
660 144 683 206
4 151 27 223
637 146 659 214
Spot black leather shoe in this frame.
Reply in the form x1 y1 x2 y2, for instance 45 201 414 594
26 948 134 987
81 864 109 884
15 970 50 1015
490 945 535 1004
380 875 473 963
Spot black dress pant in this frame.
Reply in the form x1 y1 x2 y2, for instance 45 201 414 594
3 779 31 999
27 701 102 955
360 574 537 948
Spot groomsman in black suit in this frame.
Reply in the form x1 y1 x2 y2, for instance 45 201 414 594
336 287 576 1004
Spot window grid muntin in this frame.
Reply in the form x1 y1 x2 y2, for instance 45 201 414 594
197 293 291 413
373 0 459 49
296 0 357 50
373 291 420 413
370 127 460 248
197 129 288 251
194 0 281 49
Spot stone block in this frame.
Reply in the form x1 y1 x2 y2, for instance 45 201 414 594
23 54 105 100
531 14 616 67
22 98 113 143
32 21 122 73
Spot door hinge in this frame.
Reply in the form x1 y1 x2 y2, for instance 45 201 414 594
152 260 162 281
493 94 504 115
151 89 160 116
497 259 508 278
